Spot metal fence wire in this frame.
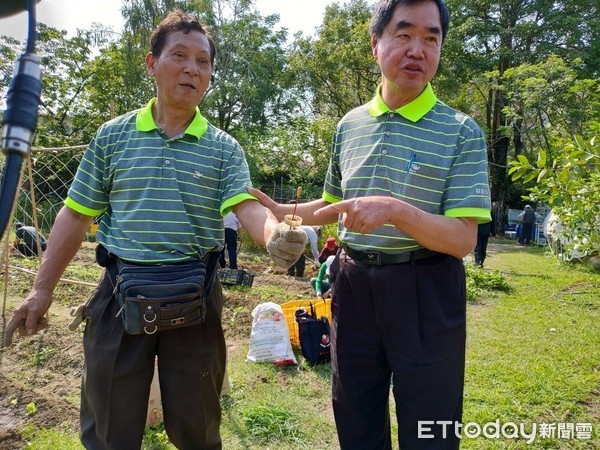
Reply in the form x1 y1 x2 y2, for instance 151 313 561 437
1 145 87 237
1 146 314 242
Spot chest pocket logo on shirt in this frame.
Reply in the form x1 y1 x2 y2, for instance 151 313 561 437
184 165 221 193
407 163 421 174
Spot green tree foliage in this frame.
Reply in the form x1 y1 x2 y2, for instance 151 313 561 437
85 40 155 120
443 0 600 232
201 0 292 134
509 133 600 260
121 0 199 46
27 25 104 146
289 0 377 118
241 115 337 200
1 24 119 222
0 24 127 145
0 35 19 93
502 55 600 161
503 57 600 262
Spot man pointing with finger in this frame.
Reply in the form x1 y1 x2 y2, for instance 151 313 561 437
250 1 491 448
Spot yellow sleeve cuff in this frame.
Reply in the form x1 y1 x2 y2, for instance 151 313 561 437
445 207 491 224
323 191 342 204
221 193 258 216
64 197 105 217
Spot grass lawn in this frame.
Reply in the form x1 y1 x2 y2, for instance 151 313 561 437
14 241 600 449
461 242 599 449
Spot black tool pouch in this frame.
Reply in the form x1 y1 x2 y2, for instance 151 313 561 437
115 260 207 335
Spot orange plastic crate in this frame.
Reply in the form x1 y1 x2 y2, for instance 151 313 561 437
280 298 332 348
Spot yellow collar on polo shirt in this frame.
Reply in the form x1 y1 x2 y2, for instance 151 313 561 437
136 98 208 140
369 83 437 122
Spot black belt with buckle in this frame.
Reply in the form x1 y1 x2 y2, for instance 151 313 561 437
342 245 439 265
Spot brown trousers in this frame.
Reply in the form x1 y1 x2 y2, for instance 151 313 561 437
80 269 226 449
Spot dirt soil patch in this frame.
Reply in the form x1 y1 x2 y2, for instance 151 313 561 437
0 243 316 448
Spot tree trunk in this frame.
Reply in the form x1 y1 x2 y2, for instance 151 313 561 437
488 81 510 234
489 143 509 234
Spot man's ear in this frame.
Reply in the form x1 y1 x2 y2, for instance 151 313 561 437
371 34 379 61
145 52 156 76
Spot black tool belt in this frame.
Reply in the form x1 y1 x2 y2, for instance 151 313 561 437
342 245 439 265
97 245 219 335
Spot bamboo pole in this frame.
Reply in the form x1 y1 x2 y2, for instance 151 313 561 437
6 265 97 288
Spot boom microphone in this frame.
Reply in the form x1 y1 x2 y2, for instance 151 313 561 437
0 0 42 242
2 0 42 160
2 56 42 157
0 0 41 18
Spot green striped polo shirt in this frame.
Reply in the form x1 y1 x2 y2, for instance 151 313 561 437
323 83 491 254
66 99 255 263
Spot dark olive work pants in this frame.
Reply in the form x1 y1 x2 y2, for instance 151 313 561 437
330 250 466 450
80 269 226 450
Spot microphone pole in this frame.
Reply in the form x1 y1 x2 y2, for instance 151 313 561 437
0 0 42 242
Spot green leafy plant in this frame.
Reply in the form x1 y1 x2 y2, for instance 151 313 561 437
509 134 600 261
465 265 510 291
29 346 57 367
21 424 83 449
229 306 247 328
241 405 304 444
142 423 173 449
26 402 37 416
465 264 510 302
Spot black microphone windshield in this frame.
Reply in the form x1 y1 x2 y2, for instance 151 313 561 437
0 0 41 18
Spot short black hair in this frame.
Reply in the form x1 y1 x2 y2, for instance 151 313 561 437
150 10 216 66
369 0 449 43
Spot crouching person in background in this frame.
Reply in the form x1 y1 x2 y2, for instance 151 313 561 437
12 222 47 257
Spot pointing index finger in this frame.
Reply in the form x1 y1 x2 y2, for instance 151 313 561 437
314 201 347 217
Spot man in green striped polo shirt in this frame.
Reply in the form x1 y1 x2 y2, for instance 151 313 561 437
5 11 306 449
251 0 491 448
